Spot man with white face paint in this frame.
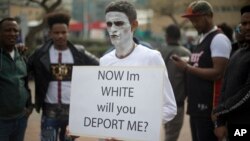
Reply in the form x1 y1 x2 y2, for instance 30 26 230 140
106 12 133 53
100 1 177 140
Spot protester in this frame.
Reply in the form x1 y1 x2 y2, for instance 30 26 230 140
184 36 196 52
160 24 191 141
0 17 33 141
218 23 233 42
100 1 177 140
28 12 99 141
231 24 246 55
213 5 250 141
172 1 231 141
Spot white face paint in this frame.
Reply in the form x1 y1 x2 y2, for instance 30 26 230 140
105 12 134 54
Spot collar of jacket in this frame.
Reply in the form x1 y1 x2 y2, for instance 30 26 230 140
39 40 85 72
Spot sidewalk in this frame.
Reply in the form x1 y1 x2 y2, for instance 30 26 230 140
25 81 191 141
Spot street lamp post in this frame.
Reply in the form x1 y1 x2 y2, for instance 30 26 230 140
83 0 89 40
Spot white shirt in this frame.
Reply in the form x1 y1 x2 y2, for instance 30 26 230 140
199 26 232 59
9 50 15 59
100 44 177 123
45 46 74 104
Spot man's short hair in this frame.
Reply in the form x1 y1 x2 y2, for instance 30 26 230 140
47 12 70 29
105 1 137 23
241 5 250 15
0 17 17 30
165 24 181 40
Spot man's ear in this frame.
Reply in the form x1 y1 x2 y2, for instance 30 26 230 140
131 20 138 32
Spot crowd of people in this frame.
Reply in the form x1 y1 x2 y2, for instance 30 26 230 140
0 0 249 141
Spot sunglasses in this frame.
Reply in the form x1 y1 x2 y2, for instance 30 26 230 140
106 21 125 27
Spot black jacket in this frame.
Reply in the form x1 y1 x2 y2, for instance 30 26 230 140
214 46 250 125
28 40 99 112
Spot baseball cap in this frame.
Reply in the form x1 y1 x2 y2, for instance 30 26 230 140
182 1 213 18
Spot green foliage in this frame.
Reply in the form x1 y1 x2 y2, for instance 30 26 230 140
69 38 110 57
86 46 111 58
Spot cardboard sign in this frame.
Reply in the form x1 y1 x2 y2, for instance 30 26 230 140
69 66 164 141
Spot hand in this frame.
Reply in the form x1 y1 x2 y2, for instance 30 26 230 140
15 43 28 54
24 105 34 118
65 126 80 140
214 126 227 141
171 54 189 71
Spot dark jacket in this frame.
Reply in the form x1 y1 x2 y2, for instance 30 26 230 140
28 40 99 112
0 47 32 119
214 46 250 125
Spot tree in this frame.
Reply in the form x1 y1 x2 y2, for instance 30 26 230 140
25 0 62 50
149 0 250 29
149 0 191 27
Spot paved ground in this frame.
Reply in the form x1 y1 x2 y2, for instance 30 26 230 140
25 81 191 141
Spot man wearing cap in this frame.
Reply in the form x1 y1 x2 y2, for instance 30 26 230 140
213 5 250 141
171 1 231 141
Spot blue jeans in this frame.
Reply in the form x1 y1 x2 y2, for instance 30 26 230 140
41 115 73 141
0 115 28 141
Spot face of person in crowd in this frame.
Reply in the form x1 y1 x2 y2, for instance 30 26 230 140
105 12 134 48
241 12 250 42
0 20 19 50
49 23 68 50
188 15 211 34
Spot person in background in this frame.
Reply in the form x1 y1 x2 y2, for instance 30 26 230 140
172 1 231 141
100 1 177 140
217 22 246 56
0 17 33 141
160 24 191 141
231 24 246 55
218 23 233 43
28 12 99 141
184 35 196 52
213 5 250 141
